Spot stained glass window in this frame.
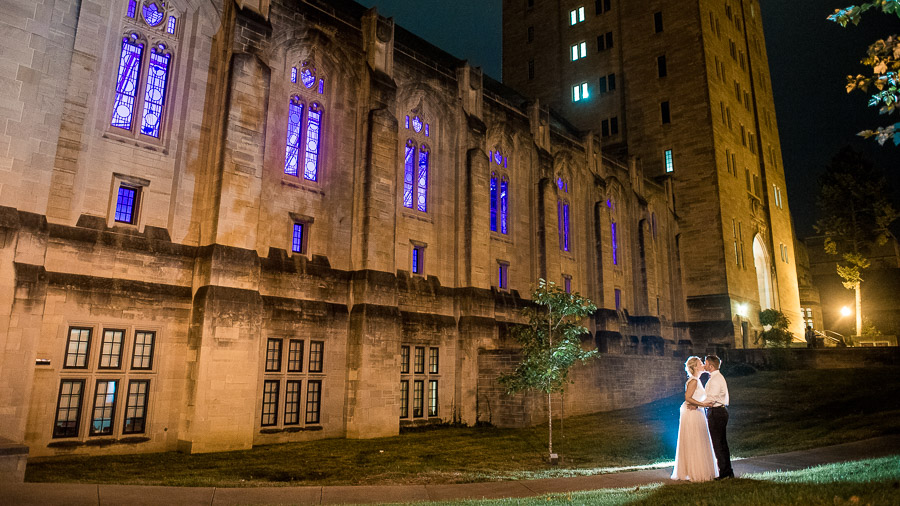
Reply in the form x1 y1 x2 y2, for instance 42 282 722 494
292 223 305 253
489 175 497 232
140 47 170 138
111 37 143 131
300 68 315 88
500 178 508 234
612 222 618 264
115 185 138 224
304 104 321 181
417 146 429 212
284 97 303 176
291 67 297 83
405 116 410 129
166 16 177 34
424 123 429 137
404 140 415 208
558 200 570 251
127 0 137 18
142 2 164 26
318 79 324 94
412 116 423 133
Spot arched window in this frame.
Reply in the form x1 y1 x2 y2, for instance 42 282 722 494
403 112 431 212
111 1 179 140
607 198 619 265
557 176 570 251
488 150 510 234
284 61 325 181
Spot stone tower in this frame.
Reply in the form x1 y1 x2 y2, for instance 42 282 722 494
503 0 802 346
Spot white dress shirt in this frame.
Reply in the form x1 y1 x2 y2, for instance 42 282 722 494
705 370 729 407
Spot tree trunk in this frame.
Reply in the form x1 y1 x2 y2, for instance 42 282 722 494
547 390 553 455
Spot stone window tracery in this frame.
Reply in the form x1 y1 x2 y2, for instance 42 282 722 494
112 1 178 142
403 111 431 212
488 150 509 234
557 176 570 252
284 61 325 181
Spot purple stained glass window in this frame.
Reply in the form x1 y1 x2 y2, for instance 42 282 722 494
284 98 303 176
166 16 177 34
417 146 429 212
142 2 164 26
412 116 423 133
490 176 497 232
500 178 508 234
558 200 570 251
612 222 618 264
291 67 297 83
494 152 502 165
405 116 410 129
303 105 322 181
115 186 138 224
300 68 315 88
140 48 170 138
292 223 304 253
318 79 324 94
403 141 415 208
424 124 429 137
127 0 137 18
557 177 568 192
606 199 613 208
111 37 143 131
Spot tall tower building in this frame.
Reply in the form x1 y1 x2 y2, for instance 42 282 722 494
503 0 801 346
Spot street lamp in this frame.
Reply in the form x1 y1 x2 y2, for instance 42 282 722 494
840 306 852 318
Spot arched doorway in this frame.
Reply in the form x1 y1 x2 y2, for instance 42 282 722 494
753 236 773 310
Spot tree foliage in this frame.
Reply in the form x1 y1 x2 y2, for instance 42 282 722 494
758 309 794 348
828 2 900 145
499 278 597 457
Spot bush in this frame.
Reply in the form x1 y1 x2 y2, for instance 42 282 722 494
721 361 757 377
757 309 794 348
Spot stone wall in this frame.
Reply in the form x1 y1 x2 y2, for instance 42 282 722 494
725 347 900 370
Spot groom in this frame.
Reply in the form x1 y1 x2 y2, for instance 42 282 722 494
704 355 734 479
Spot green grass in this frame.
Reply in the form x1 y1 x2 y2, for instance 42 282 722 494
393 456 900 506
25 366 900 487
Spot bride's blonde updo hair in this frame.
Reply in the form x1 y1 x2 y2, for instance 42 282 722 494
684 356 703 378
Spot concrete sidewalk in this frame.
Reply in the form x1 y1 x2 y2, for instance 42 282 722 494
3 435 899 505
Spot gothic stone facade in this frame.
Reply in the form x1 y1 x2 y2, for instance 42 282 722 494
502 0 802 347
1 0 690 458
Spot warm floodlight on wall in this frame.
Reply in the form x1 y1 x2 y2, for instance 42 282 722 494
736 303 748 317
840 306 852 317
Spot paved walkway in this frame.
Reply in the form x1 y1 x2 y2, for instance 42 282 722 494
3 435 899 505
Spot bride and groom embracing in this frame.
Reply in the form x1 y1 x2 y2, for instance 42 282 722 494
671 354 735 482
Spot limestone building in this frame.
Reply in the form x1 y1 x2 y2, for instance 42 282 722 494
502 0 802 347
0 0 694 458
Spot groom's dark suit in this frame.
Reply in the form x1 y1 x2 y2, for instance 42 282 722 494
705 369 734 478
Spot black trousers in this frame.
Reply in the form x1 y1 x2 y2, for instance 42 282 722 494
707 406 734 477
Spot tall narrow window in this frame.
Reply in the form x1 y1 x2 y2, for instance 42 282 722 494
65 327 92 369
657 55 667 78
304 104 322 181
265 339 282 372
404 140 416 208
417 145 429 212
284 97 304 176
261 380 279 426
558 200 570 251
400 345 410 374
429 348 439 374
498 261 509 290
414 346 425 374
563 275 572 294
288 340 304 372
490 175 498 232
284 380 301 425
413 380 424 418
111 35 144 132
400 380 409 418
122 380 149 434
305 380 322 423
140 46 170 138
99 329 125 369
572 83 589 102
53 380 84 438
428 380 439 417
654 11 664 32
412 244 425 275
615 288 622 310
611 222 618 264
664 149 674 172
114 185 140 224
500 177 508 234
131 331 155 370
661 101 671 124
569 6 585 24
90 380 118 436
292 221 309 254
309 341 324 373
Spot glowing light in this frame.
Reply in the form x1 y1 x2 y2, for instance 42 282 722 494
840 306 852 317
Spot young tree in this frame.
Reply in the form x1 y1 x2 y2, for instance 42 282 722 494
499 279 597 461
815 147 897 338
828 2 900 145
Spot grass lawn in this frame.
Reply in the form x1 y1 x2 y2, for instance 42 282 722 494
25 366 900 487
395 456 900 506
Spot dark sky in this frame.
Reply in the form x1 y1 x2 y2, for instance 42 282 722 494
359 0 898 239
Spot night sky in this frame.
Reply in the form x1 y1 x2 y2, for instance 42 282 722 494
358 0 898 239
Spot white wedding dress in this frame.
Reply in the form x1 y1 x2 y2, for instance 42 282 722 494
671 377 718 482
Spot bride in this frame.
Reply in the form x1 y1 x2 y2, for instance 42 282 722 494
671 356 718 482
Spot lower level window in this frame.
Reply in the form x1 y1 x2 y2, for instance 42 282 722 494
284 380 301 425
114 185 140 224
261 380 279 426
53 380 85 438
123 380 149 434
90 380 118 436
306 380 321 424
400 380 409 418
413 380 424 418
428 380 438 417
